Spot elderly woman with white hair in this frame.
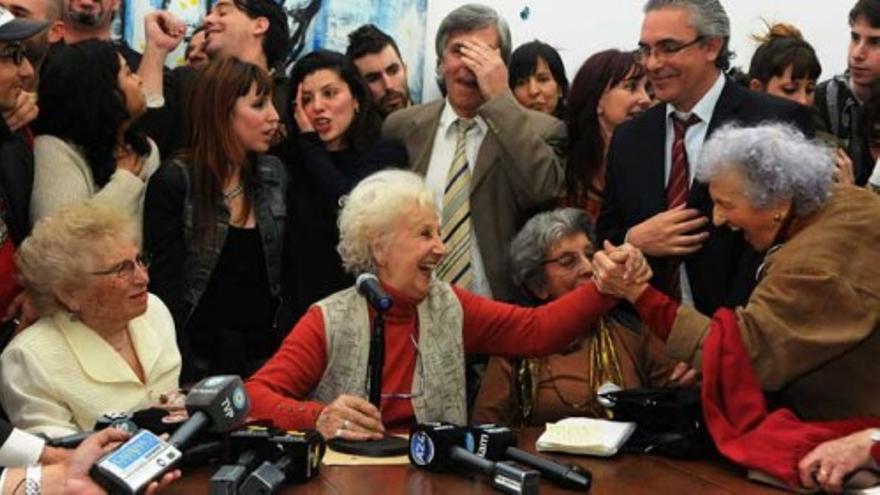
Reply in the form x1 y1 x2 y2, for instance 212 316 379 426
0 202 182 437
245 170 649 441
594 122 880 421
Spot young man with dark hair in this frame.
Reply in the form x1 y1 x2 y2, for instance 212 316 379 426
815 0 880 185
346 23 411 117
137 0 291 156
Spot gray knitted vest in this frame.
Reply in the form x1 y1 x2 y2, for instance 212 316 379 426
312 280 467 425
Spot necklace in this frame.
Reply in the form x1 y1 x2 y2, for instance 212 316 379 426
224 184 244 201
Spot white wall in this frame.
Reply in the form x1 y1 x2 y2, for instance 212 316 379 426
420 0 852 102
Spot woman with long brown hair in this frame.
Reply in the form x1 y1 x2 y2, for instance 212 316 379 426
144 57 285 382
565 50 651 223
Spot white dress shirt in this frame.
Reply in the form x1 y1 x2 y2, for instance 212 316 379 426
663 72 725 307
424 100 493 298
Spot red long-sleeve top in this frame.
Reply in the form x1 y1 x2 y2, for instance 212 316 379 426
245 282 616 430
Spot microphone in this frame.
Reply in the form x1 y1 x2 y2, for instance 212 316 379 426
409 423 539 495
469 424 592 491
238 430 325 494
167 375 251 450
47 413 139 449
211 427 279 495
356 273 393 312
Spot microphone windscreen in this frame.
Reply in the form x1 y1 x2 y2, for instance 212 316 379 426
409 422 466 471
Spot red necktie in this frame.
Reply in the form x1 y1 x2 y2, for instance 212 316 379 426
667 114 701 208
666 114 700 300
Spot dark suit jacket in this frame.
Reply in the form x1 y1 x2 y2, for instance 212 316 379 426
383 92 567 301
597 79 814 315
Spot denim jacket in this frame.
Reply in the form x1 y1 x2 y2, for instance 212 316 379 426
177 155 287 321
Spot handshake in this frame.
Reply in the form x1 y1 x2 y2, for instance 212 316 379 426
591 241 653 303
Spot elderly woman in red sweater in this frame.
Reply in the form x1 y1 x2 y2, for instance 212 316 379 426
245 170 648 441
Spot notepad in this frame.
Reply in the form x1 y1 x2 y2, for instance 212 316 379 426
535 417 636 457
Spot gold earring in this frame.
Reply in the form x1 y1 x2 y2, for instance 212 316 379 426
773 212 782 222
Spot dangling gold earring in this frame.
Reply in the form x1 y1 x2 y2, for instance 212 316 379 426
772 212 782 222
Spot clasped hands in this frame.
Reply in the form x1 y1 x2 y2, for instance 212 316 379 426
592 240 652 303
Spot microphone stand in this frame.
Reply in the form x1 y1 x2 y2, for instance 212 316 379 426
330 306 408 457
368 311 385 408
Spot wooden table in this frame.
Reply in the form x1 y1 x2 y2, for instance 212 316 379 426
165 428 787 494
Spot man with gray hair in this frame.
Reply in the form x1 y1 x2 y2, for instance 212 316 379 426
383 3 566 303
597 0 813 315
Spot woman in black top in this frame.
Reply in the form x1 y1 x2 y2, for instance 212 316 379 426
144 58 286 381
281 50 407 325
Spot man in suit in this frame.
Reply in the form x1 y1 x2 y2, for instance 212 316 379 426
597 0 813 315
383 3 566 303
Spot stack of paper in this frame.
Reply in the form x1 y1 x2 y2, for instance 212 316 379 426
536 417 636 457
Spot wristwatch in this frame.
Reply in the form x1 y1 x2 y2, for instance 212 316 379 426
25 464 41 495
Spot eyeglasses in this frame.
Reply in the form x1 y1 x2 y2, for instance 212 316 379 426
378 334 425 401
0 43 27 66
541 248 595 270
636 36 705 62
91 253 152 280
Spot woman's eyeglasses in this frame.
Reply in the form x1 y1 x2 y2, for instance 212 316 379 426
378 334 426 401
541 248 594 270
91 253 152 280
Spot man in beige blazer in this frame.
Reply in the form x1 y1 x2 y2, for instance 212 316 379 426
383 4 567 303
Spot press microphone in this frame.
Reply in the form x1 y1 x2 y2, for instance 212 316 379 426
238 430 325 494
469 424 592 491
211 427 279 495
91 376 250 494
356 273 393 312
167 375 251 449
47 413 139 449
409 423 539 495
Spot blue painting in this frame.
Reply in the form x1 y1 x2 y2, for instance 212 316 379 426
119 0 428 102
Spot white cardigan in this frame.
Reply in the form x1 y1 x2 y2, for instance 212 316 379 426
29 134 160 229
0 294 181 437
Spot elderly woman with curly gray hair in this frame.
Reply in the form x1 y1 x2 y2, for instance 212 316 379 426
0 202 181 437
245 170 650 441
594 122 880 421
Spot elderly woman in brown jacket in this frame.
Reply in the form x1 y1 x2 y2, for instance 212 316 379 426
473 208 695 426
594 122 880 421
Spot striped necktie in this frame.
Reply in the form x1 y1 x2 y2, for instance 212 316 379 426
666 113 700 300
437 118 477 288
667 114 700 208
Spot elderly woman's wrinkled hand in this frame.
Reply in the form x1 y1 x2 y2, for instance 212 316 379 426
316 394 385 442
798 428 878 493
592 241 650 302
605 241 652 284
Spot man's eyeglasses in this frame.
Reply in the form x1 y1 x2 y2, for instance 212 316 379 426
636 36 705 62
0 43 27 66
91 253 152 280
378 334 426 401
542 248 595 270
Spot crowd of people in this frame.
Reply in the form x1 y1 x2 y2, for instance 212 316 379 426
0 0 878 493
